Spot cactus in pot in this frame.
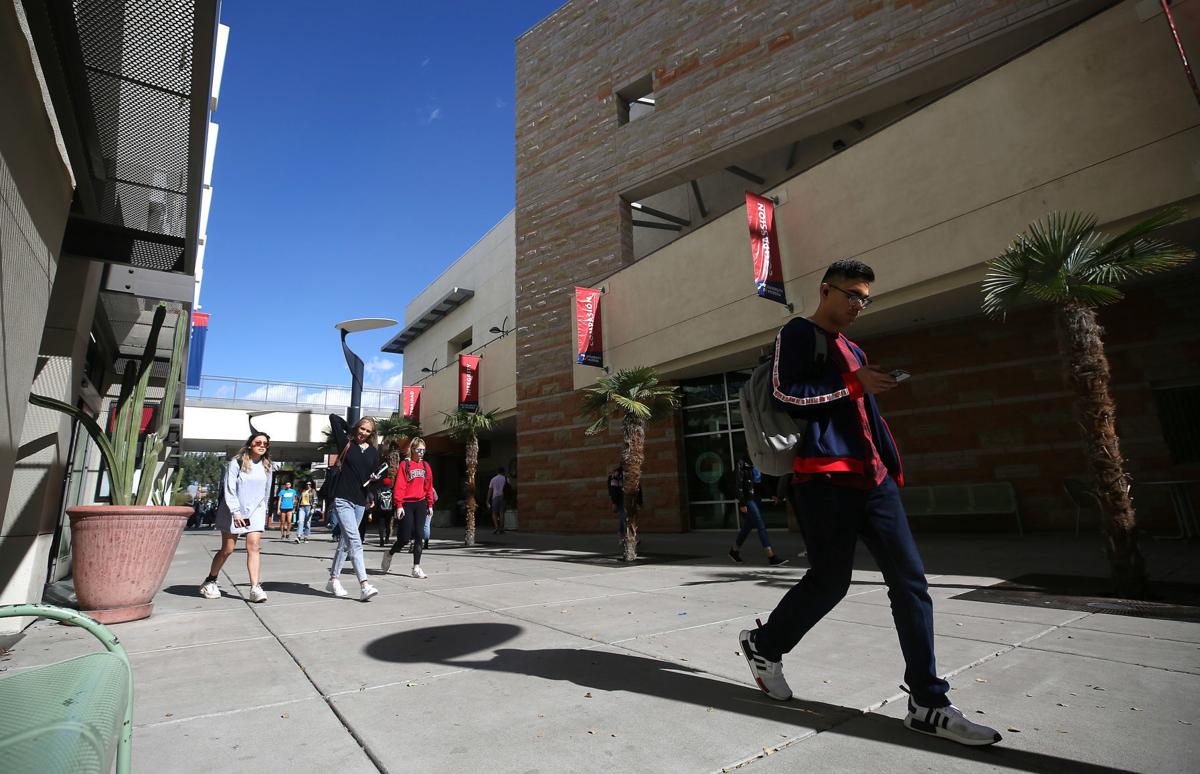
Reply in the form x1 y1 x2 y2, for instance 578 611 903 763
28 303 193 623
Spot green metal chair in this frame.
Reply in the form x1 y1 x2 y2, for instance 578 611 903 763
0 604 132 773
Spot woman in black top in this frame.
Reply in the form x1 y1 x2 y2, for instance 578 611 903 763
325 414 381 601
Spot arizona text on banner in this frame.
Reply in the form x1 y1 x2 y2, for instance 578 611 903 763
401 385 421 423
575 286 604 367
458 355 481 412
745 191 787 306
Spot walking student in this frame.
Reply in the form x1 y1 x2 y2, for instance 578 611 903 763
277 481 297 541
382 437 433 579
295 481 316 543
488 467 508 534
200 432 272 603
737 259 1001 746
729 454 788 566
325 414 381 601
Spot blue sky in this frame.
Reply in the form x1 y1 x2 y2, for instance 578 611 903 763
197 1 563 392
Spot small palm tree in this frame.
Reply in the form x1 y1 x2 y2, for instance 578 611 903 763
982 208 1194 597
581 367 680 562
376 414 422 442
442 408 498 546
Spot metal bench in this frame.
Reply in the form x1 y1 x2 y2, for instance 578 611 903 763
899 482 1022 534
0 604 132 774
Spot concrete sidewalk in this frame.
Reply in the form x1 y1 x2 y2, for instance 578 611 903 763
2 527 1198 773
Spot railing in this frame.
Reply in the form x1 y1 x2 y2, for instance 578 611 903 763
186 375 401 414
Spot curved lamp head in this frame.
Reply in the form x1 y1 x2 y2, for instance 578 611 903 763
335 318 397 334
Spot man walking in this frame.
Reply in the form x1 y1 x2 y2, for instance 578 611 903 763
488 467 508 534
738 259 1001 747
277 481 298 541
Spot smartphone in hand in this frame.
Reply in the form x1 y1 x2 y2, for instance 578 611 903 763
890 369 911 383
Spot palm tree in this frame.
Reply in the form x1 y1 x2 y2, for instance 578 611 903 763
981 209 1194 597
376 414 422 442
442 408 498 546
581 367 680 562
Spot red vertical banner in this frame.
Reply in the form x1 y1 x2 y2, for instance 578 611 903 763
575 287 604 367
745 191 788 306
458 355 481 412
401 386 421 422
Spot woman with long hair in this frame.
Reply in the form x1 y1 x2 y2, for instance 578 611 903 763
200 432 273 602
382 436 433 579
325 414 381 601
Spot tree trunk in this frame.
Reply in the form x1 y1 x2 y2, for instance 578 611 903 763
621 413 646 562
1057 303 1147 597
464 434 479 546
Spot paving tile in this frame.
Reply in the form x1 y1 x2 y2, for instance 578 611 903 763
134 697 376 774
1065 612 1200 644
1021 626 1200 674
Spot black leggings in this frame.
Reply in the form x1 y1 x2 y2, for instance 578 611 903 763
389 499 427 564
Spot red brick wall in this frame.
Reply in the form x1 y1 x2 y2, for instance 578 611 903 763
861 271 1200 532
513 0 1115 532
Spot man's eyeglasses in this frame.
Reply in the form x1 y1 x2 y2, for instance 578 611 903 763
827 284 872 308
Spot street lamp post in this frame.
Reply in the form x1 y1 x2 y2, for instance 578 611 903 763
334 318 397 424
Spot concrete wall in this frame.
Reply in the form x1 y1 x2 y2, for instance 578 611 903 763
0 0 77 627
399 211 517 430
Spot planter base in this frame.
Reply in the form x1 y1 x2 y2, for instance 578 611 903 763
82 602 154 625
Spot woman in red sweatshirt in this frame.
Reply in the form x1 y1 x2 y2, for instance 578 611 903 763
382 437 433 579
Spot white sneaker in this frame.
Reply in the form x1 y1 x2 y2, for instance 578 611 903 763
326 578 348 598
738 627 792 701
199 581 221 599
381 551 394 574
904 697 1002 746
292 536 301 544
248 584 268 603
360 582 379 601
412 566 427 579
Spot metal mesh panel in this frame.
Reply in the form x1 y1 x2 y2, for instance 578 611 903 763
85 70 190 195
74 0 194 95
97 179 187 240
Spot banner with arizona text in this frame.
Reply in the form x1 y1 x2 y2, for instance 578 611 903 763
745 192 787 307
401 385 421 423
458 355 480 412
575 287 604 367
186 311 209 389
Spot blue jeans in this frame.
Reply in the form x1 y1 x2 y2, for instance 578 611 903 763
423 513 432 541
735 499 771 549
757 476 949 708
330 498 368 583
297 506 311 537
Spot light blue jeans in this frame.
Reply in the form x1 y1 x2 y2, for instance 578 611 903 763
330 498 367 583
423 513 432 541
297 505 312 537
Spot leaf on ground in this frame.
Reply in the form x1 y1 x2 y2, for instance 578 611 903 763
588 730 596 735
975 678 988 683
584 692 592 698
1179 720 1192 725
1057 703 1068 708
280 713 289 719
975 710 986 715
1008 727 1021 733
1130 707 1142 711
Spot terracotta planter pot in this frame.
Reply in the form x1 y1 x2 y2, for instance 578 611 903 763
67 505 191 624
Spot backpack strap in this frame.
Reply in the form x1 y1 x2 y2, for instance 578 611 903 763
811 325 828 368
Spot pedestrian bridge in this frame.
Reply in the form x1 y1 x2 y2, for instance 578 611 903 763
182 375 400 461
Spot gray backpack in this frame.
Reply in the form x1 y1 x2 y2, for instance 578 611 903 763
739 330 827 476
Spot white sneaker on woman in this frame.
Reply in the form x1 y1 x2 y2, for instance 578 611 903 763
360 583 379 601
199 581 221 599
248 585 268 603
326 578 348 598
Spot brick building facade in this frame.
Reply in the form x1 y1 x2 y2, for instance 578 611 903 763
511 0 1198 533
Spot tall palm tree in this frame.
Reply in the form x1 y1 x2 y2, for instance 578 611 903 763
581 367 680 562
442 408 498 546
982 209 1194 597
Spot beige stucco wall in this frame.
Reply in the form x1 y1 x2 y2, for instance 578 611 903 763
398 211 517 430
0 0 78 628
576 1 1200 388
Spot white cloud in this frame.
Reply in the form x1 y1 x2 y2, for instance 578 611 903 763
420 57 430 68
495 97 506 109
365 356 396 376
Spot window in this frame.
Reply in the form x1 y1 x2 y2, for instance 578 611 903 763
617 74 655 125
680 369 788 530
447 327 473 361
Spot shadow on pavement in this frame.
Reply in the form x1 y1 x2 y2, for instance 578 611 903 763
364 622 1129 774
259 581 330 598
